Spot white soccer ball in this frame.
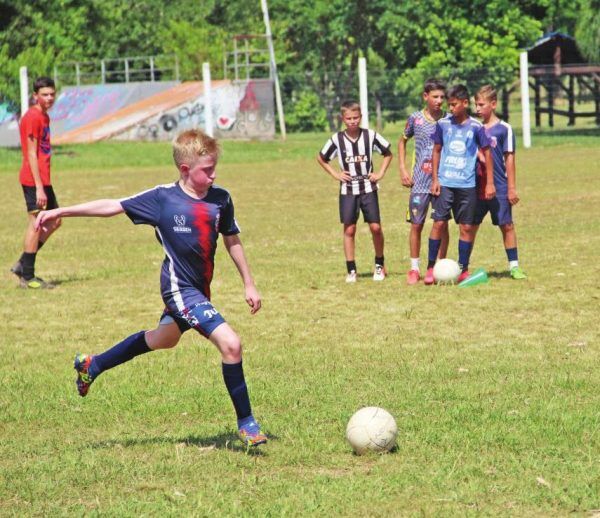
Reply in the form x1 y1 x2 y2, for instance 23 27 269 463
346 406 398 455
433 258 461 284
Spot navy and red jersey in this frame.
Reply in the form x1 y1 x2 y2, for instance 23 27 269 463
120 182 240 307
477 120 516 199
19 107 52 186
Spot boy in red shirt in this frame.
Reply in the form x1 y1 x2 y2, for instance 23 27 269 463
11 77 61 289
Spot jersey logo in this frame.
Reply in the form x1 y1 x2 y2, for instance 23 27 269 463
173 214 192 233
449 140 466 155
345 155 368 164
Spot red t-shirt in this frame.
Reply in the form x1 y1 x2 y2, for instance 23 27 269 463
19 107 52 186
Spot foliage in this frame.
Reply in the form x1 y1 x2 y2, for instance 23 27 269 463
284 90 329 132
575 0 600 62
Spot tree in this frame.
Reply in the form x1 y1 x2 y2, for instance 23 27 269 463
575 0 600 62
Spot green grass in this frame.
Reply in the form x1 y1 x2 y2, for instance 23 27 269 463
1 129 599 516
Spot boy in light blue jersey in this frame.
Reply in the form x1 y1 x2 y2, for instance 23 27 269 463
35 130 268 447
398 78 449 285
424 84 495 285
473 85 526 279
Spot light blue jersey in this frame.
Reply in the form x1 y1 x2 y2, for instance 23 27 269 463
431 116 490 188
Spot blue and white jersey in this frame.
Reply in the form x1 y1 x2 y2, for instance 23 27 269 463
431 116 490 188
403 110 440 194
485 120 515 194
120 182 240 306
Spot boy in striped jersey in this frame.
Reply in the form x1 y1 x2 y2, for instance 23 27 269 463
398 78 449 285
35 130 268 446
473 85 526 279
317 101 393 282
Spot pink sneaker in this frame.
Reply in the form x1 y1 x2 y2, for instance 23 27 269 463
406 269 420 285
457 270 470 283
424 267 435 285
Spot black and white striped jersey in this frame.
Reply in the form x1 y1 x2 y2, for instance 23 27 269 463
320 129 392 195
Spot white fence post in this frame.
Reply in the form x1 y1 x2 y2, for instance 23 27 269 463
519 52 532 149
202 62 214 137
19 66 29 116
358 57 369 129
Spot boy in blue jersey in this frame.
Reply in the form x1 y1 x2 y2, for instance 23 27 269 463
35 130 267 446
473 85 526 279
424 84 495 285
398 78 449 285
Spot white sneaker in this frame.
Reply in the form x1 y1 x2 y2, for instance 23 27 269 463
373 264 385 281
346 270 357 283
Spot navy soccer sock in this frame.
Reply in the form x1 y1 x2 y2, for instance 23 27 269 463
375 256 384 267
21 252 36 280
89 330 151 379
346 260 357 273
458 240 473 272
222 361 252 422
427 239 441 269
505 247 518 262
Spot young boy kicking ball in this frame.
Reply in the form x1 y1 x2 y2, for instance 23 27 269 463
36 130 267 446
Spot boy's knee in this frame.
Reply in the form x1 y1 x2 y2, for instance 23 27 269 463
221 335 242 362
501 223 514 233
369 222 382 234
344 225 357 237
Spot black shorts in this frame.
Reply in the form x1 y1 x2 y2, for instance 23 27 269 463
431 186 477 224
22 185 59 213
339 191 381 225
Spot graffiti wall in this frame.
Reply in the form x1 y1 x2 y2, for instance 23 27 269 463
113 79 275 141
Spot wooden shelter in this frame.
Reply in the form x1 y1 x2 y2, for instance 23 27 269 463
527 32 600 127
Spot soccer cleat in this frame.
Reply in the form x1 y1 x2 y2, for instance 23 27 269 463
74 353 95 397
510 266 527 280
406 269 420 285
346 270 357 283
19 276 55 289
424 267 435 285
238 417 268 446
373 264 386 281
10 260 23 279
457 270 470 283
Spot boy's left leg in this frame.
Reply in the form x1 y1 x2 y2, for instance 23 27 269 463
454 188 478 282
209 323 267 446
501 223 526 279
74 323 181 397
362 192 385 280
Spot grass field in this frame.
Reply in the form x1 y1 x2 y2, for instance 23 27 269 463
1 126 599 516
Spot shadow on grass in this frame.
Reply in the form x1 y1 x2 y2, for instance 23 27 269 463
486 270 511 279
91 432 277 455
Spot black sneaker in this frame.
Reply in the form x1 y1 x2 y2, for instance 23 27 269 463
19 277 55 289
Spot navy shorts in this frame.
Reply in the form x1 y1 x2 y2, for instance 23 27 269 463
339 191 381 225
159 300 226 338
406 192 432 225
431 186 477 224
474 195 513 226
22 185 59 213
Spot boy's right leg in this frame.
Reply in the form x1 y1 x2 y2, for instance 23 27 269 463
425 188 452 285
74 322 181 396
208 323 267 446
343 224 357 282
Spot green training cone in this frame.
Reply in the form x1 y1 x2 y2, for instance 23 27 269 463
458 268 489 287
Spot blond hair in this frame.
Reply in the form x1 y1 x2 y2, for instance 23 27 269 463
475 85 497 102
172 129 220 168
340 100 361 115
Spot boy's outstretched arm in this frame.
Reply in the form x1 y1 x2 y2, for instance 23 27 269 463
505 152 519 205
482 147 496 200
430 144 442 196
223 234 261 314
398 137 413 187
35 199 125 231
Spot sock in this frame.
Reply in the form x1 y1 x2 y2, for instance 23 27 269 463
89 330 150 379
410 258 420 271
37 240 45 251
458 240 473 272
506 248 519 269
427 239 441 269
21 252 36 280
346 260 356 273
222 361 252 422
375 256 384 267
